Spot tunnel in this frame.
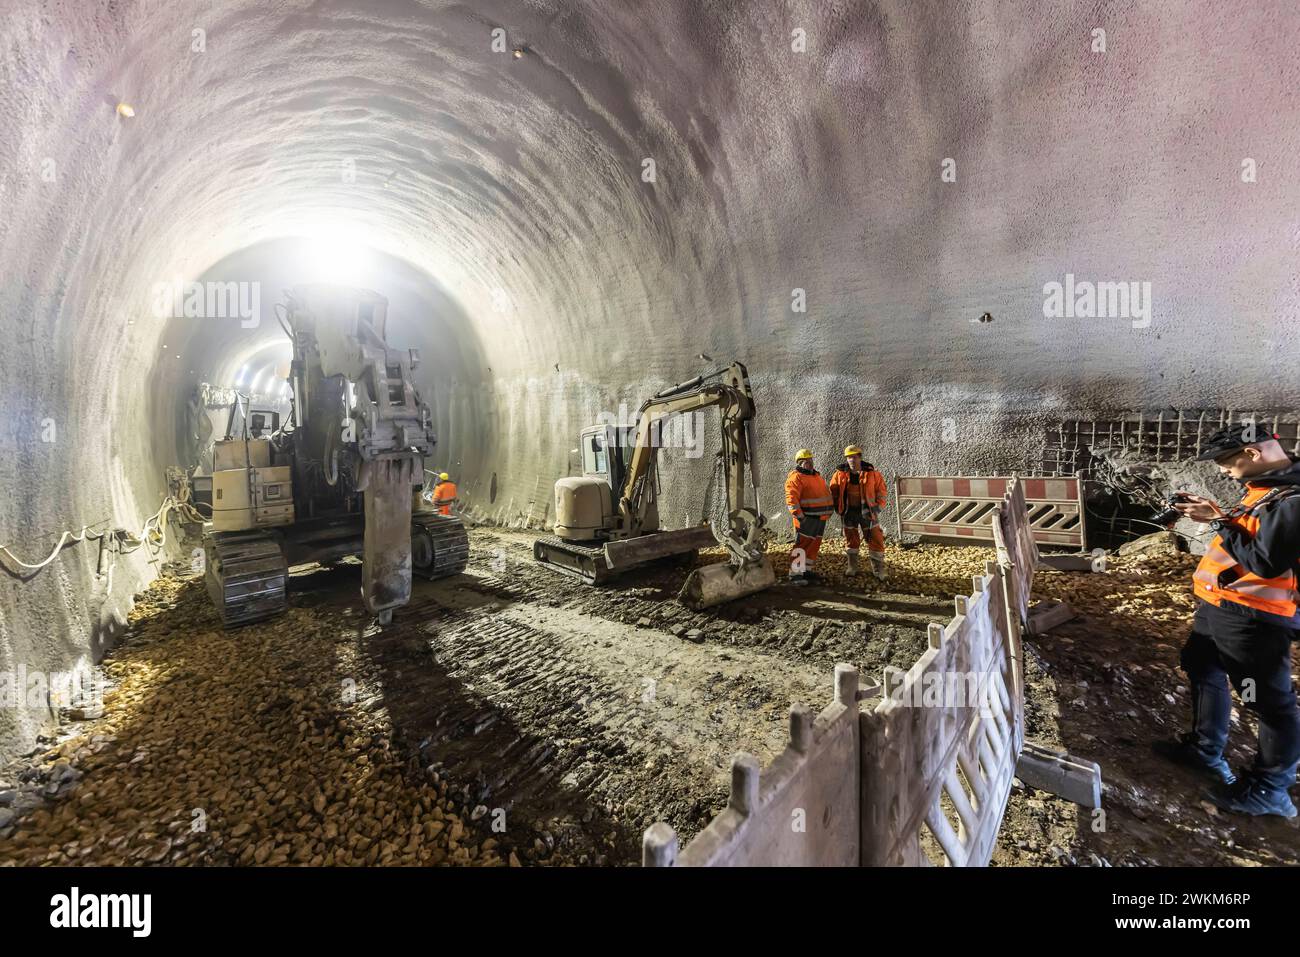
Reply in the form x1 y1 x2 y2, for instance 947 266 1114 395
1 0 1299 876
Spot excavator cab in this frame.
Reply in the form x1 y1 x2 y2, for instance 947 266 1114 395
556 424 658 542
579 425 625 487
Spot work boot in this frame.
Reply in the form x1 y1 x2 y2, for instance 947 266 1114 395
788 573 809 587
1206 775 1298 819
870 553 887 581
804 569 824 584
846 550 860 575
1151 734 1236 786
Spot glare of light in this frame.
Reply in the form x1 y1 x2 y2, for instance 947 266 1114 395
235 364 249 387
296 234 372 286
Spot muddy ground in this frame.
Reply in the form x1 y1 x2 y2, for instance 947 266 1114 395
2 527 1297 866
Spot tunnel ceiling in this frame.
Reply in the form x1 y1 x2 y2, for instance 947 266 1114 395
6 0 1296 401
2 0 1299 758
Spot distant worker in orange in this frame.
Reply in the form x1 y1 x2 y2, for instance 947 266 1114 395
831 444 889 581
430 472 458 516
785 449 834 586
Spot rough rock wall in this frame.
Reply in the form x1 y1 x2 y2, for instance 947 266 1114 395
1 0 1298 758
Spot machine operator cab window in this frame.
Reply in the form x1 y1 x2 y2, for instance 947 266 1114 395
579 424 637 491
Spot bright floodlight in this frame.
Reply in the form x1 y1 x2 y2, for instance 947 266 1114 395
299 235 371 285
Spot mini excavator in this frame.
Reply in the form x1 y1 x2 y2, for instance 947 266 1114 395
202 285 468 627
533 361 776 609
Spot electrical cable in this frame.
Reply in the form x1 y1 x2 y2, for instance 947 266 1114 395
0 526 108 570
1082 454 1206 545
0 494 206 579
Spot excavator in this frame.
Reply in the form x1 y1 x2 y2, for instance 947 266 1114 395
202 285 468 627
533 361 776 610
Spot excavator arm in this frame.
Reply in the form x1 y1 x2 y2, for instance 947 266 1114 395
288 286 436 622
613 362 775 608
617 363 764 559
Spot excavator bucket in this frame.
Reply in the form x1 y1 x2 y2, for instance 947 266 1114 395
678 556 777 610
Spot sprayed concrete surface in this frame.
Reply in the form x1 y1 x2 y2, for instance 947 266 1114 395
2 1 1299 758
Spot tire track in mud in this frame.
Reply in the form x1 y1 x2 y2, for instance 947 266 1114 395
309 529 965 863
465 530 944 677
364 563 828 861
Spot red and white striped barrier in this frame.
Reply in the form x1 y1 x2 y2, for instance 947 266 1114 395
895 475 1086 549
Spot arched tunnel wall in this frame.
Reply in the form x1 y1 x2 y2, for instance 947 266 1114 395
1 0 1297 759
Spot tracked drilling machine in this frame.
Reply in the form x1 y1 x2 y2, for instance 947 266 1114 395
533 361 776 609
203 285 468 627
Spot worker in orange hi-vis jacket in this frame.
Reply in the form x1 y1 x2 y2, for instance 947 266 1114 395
430 472 458 516
830 444 889 581
785 449 834 586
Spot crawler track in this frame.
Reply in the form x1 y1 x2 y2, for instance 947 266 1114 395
204 530 288 627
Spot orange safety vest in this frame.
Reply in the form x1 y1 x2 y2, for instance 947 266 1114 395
785 468 833 521
432 481 458 516
830 463 888 513
1193 486 1299 618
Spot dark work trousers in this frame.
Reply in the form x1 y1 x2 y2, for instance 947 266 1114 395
791 514 827 570
841 507 885 553
1179 598 1300 792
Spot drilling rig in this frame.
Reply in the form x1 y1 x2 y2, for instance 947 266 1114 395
203 285 468 627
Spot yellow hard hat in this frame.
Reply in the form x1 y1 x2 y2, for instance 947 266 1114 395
439 472 449 481
795 449 814 461
844 444 862 457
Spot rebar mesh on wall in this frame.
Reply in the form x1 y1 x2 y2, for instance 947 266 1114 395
1042 409 1300 476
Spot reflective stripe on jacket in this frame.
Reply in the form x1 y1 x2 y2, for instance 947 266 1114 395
830 463 887 513
433 481 459 515
1193 483 1300 618
785 467 833 520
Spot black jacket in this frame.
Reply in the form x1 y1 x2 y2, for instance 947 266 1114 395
1217 458 1300 581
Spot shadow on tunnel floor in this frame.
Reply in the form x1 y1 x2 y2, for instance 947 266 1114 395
0 567 629 866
